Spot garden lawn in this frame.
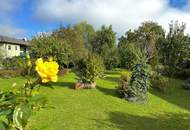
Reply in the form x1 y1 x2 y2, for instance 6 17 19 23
0 70 190 130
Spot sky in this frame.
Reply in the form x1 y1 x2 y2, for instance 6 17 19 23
0 0 190 39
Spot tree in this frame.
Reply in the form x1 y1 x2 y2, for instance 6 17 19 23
30 35 73 68
92 25 116 54
120 22 165 60
92 25 118 69
73 21 96 51
157 21 190 76
118 42 145 70
52 26 88 63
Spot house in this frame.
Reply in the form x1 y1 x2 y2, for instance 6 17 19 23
0 35 30 58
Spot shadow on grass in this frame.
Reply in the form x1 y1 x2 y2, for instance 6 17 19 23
103 76 119 83
93 111 190 130
96 85 119 98
149 87 190 111
52 82 75 89
105 71 121 75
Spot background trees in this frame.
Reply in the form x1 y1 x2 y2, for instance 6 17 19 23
29 21 190 79
92 25 119 69
73 22 96 51
31 35 73 68
157 21 190 76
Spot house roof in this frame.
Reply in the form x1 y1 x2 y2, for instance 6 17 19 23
0 35 30 46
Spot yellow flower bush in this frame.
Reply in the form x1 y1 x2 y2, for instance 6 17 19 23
35 58 59 83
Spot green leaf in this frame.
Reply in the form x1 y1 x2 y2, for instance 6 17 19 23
13 104 32 130
0 109 13 116
0 121 8 130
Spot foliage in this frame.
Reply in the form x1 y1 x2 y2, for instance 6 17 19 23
76 53 105 83
0 84 47 130
117 71 132 98
73 21 96 51
103 48 120 70
151 76 171 93
157 21 190 77
31 35 73 68
118 43 145 70
0 70 21 78
120 56 151 102
175 68 190 79
91 25 119 69
92 25 116 54
119 21 165 60
183 78 190 90
52 26 87 64
0 57 58 130
2 56 25 70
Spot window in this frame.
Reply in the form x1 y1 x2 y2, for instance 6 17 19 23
15 46 18 50
8 45 11 50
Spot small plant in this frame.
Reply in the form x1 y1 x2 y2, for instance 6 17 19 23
75 53 105 89
117 72 132 98
183 78 190 90
0 56 59 130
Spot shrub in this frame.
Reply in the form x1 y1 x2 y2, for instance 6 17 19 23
183 78 190 90
151 77 170 93
2 56 24 70
117 72 132 97
75 53 105 88
127 60 151 102
31 35 73 69
0 70 21 78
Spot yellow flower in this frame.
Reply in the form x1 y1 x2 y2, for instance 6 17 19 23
35 58 59 83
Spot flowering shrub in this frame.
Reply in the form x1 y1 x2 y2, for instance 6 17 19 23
0 56 59 130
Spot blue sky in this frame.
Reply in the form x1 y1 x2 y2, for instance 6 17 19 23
0 0 190 39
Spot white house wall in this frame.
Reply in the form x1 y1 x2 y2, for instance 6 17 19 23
0 43 21 58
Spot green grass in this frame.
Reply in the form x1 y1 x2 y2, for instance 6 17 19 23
0 70 190 130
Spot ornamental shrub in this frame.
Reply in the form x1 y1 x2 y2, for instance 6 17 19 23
76 53 105 84
117 71 132 98
127 59 151 102
118 54 151 102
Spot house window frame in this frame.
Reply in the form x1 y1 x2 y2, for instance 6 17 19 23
8 45 11 50
15 45 18 50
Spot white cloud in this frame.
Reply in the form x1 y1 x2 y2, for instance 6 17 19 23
0 0 27 38
34 0 190 36
0 24 27 38
0 0 24 12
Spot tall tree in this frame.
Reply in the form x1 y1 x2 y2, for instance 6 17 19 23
92 25 116 54
73 21 96 51
30 35 73 68
92 25 118 69
52 26 88 63
120 22 165 60
157 21 190 76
